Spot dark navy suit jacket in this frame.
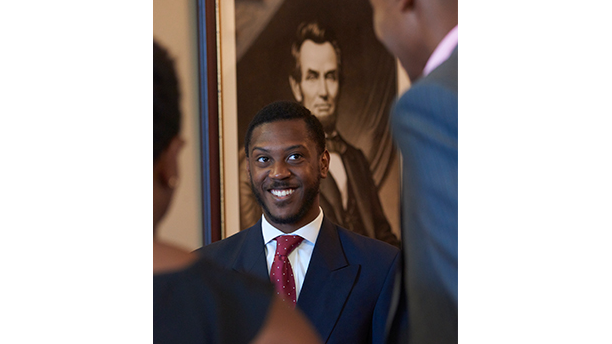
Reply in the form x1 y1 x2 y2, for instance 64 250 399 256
197 217 400 344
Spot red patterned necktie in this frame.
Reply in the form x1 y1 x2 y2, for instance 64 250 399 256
270 235 304 307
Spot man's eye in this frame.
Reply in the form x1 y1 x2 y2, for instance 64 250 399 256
256 156 269 163
288 154 302 161
326 73 337 81
305 73 318 80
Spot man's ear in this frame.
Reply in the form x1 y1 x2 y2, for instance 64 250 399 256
289 76 303 103
159 137 184 188
245 156 251 178
319 150 330 178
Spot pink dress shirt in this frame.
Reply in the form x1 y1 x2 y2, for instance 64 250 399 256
422 25 458 77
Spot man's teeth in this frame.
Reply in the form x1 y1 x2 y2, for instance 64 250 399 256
271 189 294 197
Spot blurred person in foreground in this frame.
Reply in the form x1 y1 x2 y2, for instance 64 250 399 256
198 100 400 344
367 0 458 342
153 40 321 344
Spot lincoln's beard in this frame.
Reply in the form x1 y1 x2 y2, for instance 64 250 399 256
299 91 338 133
316 113 337 134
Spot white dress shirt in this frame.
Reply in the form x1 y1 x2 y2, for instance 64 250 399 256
261 208 323 300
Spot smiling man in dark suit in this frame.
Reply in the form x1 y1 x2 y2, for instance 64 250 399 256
198 100 400 344
239 22 400 248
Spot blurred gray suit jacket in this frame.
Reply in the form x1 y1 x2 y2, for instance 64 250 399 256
388 46 458 344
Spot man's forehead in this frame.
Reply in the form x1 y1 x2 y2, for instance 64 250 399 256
299 40 337 68
250 120 317 151
251 143 308 154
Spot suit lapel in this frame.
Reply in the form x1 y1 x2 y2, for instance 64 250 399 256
231 220 270 281
297 218 360 342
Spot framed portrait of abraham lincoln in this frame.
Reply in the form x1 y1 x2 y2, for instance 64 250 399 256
204 0 405 247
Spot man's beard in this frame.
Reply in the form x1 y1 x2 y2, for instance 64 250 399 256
250 177 320 225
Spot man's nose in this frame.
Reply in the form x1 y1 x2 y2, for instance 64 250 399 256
269 161 290 179
317 77 329 97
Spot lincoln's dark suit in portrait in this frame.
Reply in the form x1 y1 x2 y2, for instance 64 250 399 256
321 133 399 246
198 217 400 344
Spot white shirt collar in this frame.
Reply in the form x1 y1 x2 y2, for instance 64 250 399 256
261 207 323 245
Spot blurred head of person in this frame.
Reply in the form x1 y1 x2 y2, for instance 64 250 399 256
153 40 184 233
368 0 458 80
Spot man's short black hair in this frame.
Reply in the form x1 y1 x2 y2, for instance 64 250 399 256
153 40 181 163
244 101 326 157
